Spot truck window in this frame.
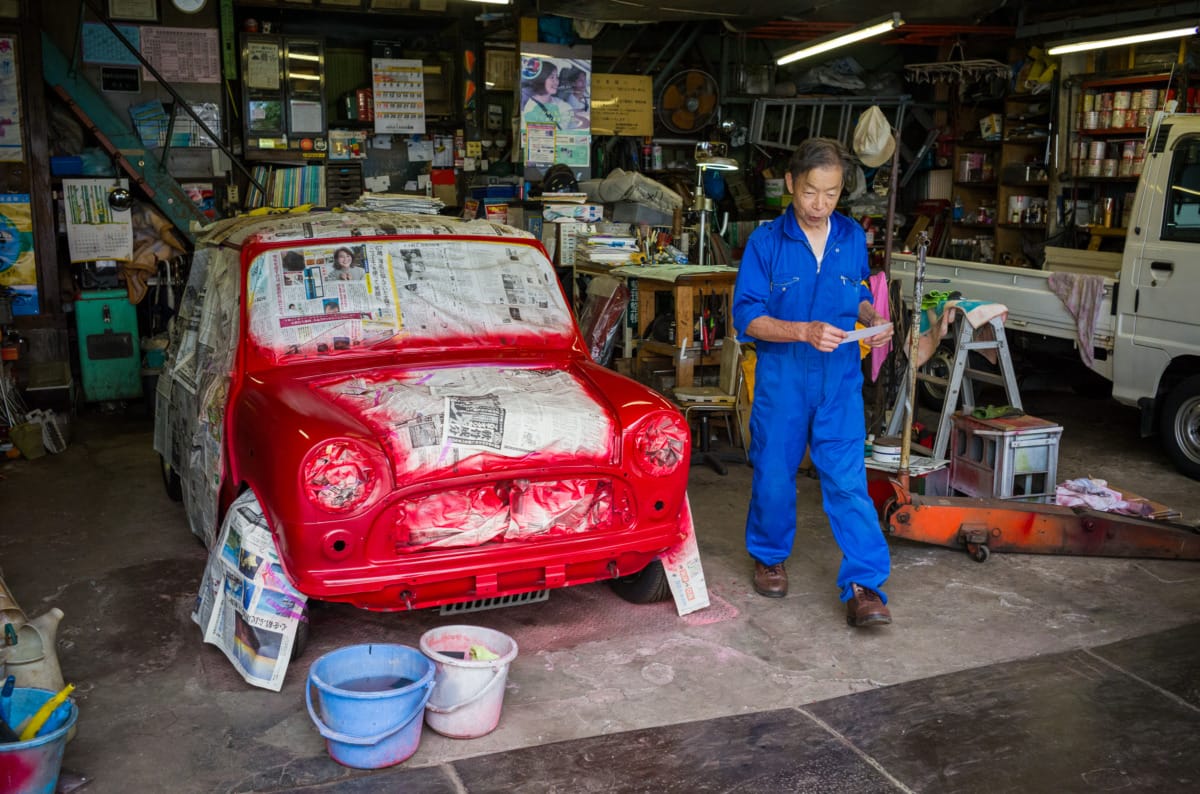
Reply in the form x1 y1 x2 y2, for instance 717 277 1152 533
1163 136 1200 243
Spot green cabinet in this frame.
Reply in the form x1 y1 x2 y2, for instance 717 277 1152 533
75 289 141 402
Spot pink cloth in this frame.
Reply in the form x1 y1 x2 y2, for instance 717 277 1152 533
869 271 891 382
1047 272 1106 367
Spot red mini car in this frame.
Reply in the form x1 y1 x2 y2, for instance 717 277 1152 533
155 211 692 611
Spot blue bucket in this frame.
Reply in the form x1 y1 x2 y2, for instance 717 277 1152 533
0 688 79 794
305 644 435 769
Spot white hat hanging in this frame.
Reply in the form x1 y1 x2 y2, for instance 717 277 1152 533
853 106 895 168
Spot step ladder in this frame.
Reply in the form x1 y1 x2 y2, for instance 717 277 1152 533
886 312 1023 460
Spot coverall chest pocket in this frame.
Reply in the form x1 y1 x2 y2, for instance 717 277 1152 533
768 275 803 317
836 273 862 318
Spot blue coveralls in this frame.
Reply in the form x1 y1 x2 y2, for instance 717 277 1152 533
732 208 891 603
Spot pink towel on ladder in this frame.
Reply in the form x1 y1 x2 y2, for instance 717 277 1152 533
869 271 891 382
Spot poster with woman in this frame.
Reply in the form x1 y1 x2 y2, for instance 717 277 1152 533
519 45 591 169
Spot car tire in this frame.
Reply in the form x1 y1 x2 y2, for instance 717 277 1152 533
610 560 671 604
1160 375 1200 480
160 455 183 502
290 611 311 662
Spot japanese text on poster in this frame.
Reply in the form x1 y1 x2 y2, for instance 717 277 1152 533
141 27 220 83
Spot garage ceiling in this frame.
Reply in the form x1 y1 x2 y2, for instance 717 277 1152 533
533 0 1199 41
533 0 1011 26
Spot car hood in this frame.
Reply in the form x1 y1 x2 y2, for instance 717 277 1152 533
313 364 617 484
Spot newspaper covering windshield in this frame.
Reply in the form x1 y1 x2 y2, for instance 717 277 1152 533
246 240 574 361
193 491 307 691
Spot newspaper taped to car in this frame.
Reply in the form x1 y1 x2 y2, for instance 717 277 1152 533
193 491 308 691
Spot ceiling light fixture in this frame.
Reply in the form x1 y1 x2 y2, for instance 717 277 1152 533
1047 25 1199 56
775 13 904 67
464 0 510 5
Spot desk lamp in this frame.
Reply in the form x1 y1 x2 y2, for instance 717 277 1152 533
693 142 739 266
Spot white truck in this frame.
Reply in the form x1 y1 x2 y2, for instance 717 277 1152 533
892 113 1200 479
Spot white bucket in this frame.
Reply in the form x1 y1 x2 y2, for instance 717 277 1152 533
419 625 518 739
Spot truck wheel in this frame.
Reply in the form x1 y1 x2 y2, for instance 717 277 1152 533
1160 375 1200 479
610 560 671 604
160 455 183 502
917 344 954 410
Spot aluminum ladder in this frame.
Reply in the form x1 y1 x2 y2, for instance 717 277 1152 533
886 311 1023 460
749 96 910 152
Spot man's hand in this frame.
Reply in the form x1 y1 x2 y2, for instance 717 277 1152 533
803 321 846 352
859 302 894 348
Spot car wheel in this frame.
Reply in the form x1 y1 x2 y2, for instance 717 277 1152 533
610 560 671 604
160 455 183 501
290 611 311 662
1160 375 1200 480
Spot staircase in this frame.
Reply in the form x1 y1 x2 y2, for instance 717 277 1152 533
41 32 208 244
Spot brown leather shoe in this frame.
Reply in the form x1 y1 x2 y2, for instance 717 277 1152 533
753 561 788 598
846 583 891 627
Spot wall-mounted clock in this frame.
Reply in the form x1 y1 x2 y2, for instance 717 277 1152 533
172 0 208 13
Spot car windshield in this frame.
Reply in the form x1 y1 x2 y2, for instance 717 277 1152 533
244 238 575 364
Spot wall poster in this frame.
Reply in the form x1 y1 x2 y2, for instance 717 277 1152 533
519 44 591 169
0 194 37 315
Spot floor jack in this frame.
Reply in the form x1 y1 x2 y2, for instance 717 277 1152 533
881 234 1200 563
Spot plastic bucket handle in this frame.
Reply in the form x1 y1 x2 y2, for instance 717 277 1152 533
425 663 506 716
305 679 434 747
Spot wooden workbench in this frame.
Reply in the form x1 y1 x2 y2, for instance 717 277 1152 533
610 264 739 389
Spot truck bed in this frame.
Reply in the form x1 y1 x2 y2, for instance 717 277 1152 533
890 252 1116 353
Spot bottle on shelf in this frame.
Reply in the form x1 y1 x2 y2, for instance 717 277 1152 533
952 194 964 221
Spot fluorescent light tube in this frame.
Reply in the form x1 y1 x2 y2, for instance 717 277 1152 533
1047 25 1199 56
776 14 904 67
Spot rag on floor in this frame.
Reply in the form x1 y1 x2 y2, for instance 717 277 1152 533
1055 477 1154 516
1046 272 1106 367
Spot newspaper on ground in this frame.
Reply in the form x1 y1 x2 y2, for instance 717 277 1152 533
661 497 710 616
193 491 308 691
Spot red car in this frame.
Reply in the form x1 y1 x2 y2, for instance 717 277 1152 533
155 211 692 611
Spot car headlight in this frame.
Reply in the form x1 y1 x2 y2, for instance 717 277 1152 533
632 411 689 477
302 439 379 513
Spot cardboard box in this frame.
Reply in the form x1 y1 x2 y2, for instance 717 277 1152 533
544 203 604 223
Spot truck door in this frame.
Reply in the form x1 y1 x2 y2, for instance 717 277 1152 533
1130 133 1200 365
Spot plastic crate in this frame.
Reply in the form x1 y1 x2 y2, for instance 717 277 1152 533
949 413 1062 503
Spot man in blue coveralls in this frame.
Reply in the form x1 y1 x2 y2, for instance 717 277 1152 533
732 137 894 627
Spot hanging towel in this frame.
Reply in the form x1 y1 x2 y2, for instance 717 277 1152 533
1047 272 1106 367
868 271 891 382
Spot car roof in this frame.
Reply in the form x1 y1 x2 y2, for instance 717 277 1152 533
195 210 537 249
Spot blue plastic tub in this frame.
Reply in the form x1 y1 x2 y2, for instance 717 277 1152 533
0 687 78 794
305 644 435 769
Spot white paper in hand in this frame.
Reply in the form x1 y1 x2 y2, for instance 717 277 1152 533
839 323 892 345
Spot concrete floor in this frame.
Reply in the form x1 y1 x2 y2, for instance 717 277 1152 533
2 382 1199 793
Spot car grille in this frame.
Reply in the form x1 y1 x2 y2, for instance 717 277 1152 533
393 477 632 551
